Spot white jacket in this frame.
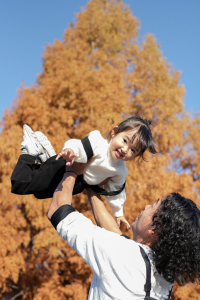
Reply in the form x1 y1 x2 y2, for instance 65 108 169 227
57 211 173 300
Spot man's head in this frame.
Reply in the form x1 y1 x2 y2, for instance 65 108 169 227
146 193 200 285
131 198 161 246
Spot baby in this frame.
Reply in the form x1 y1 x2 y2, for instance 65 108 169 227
11 116 157 229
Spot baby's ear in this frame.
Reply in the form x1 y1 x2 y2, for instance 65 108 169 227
111 126 118 137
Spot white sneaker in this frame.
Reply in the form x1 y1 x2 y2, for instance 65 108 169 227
35 131 56 162
20 125 45 157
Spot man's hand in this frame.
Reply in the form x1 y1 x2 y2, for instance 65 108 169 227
116 216 130 230
67 157 95 175
47 172 76 220
56 148 76 166
47 157 95 220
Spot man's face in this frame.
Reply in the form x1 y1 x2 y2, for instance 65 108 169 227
131 199 161 243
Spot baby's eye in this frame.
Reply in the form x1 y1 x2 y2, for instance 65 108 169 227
123 139 127 143
131 149 135 153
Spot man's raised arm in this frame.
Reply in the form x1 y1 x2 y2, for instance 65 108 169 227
86 188 122 234
47 171 77 220
47 161 121 235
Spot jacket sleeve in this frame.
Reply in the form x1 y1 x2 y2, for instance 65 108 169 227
56 211 124 277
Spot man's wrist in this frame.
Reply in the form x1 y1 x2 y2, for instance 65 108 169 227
65 170 78 177
48 172 76 219
50 204 75 229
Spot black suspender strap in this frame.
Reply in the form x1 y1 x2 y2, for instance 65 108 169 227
121 234 130 239
81 136 94 160
139 246 152 298
139 246 173 300
121 240 172 300
83 180 126 196
80 136 126 196
167 287 173 300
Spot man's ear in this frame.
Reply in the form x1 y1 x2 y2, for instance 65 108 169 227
111 126 118 137
147 228 158 241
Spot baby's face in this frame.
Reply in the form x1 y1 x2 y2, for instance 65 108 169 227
109 129 141 161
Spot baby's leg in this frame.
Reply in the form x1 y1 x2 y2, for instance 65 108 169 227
20 124 56 162
11 154 66 198
11 154 43 194
11 124 64 198
11 124 89 199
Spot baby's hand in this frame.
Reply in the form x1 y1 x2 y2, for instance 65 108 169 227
116 216 130 230
56 148 76 166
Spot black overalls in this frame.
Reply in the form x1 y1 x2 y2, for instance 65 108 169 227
11 136 125 199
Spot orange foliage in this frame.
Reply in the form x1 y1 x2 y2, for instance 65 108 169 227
0 0 199 299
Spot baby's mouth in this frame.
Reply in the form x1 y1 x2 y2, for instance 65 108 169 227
116 150 123 158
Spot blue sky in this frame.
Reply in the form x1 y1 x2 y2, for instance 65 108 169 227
0 0 199 122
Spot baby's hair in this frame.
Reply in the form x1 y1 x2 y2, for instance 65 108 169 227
108 116 157 161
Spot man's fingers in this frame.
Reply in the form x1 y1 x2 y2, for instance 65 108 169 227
98 177 111 186
83 157 95 167
69 154 76 160
88 157 95 163
65 157 95 176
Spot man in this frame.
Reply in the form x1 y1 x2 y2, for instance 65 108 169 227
47 161 174 300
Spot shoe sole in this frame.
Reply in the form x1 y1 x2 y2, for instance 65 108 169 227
35 131 56 158
23 125 44 156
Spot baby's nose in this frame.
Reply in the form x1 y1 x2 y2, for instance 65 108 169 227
122 146 128 153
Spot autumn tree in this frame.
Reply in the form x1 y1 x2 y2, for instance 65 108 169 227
0 0 199 299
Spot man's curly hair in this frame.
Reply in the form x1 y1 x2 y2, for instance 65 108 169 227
151 193 200 286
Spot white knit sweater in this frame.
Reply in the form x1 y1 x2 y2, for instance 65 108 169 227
63 130 128 217
57 211 173 300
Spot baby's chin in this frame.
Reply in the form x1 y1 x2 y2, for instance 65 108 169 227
115 151 125 160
